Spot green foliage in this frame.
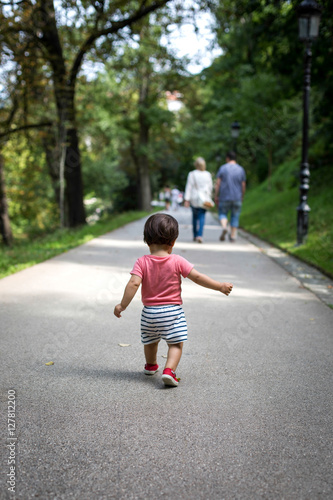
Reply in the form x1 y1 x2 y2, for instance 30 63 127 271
77 74 130 205
170 0 332 197
76 19 189 210
241 160 333 277
1 0 175 230
2 135 59 236
212 0 333 164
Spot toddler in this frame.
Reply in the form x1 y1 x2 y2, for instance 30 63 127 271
114 213 233 387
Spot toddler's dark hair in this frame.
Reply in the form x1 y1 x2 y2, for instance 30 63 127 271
144 214 179 246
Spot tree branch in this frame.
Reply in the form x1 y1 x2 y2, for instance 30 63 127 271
4 97 19 129
0 122 52 140
0 1 26 4
69 0 171 87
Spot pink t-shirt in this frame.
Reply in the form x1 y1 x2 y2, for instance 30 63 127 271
131 254 193 306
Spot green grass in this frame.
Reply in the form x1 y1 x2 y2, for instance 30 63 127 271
241 159 333 277
0 211 150 280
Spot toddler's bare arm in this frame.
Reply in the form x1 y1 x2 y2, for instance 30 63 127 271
187 269 233 296
114 274 142 317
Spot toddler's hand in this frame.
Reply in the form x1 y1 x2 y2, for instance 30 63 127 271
114 304 125 318
220 282 233 296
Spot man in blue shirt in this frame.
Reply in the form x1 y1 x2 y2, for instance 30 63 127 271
215 151 246 242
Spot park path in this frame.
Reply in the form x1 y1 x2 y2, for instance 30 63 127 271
1 208 332 499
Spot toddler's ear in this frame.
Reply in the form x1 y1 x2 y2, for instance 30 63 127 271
167 241 176 254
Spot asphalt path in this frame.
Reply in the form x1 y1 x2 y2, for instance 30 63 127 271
1 208 332 499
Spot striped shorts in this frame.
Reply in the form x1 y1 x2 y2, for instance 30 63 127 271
141 305 188 345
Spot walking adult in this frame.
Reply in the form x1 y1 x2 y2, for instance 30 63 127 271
171 186 180 210
215 151 246 242
163 186 171 210
184 157 213 243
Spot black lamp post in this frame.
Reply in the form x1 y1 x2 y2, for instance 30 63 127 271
296 0 321 245
231 121 240 153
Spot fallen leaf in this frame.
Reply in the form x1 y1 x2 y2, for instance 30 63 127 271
45 361 54 366
118 343 131 347
328 285 332 289
309 318 315 321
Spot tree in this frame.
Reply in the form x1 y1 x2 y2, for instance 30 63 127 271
86 14 188 211
126 22 177 210
0 66 52 244
0 0 172 227
172 0 307 184
0 152 13 246
210 0 333 169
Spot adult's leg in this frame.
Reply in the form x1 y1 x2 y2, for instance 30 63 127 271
197 208 206 238
230 201 242 241
218 201 230 240
230 226 237 240
220 218 228 229
165 342 183 372
191 207 199 239
144 341 159 365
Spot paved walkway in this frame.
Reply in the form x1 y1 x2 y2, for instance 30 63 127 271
1 208 332 499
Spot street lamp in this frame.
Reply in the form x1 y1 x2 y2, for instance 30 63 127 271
296 0 321 245
231 121 240 152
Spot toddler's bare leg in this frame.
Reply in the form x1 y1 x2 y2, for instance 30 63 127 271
144 341 159 365
165 342 183 372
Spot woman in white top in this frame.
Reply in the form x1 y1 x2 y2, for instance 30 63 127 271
184 157 213 243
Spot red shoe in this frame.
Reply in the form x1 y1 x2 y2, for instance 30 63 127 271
144 363 159 375
162 368 180 387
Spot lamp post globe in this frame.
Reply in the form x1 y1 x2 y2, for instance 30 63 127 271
298 0 321 42
296 0 321 246
231 121 240 152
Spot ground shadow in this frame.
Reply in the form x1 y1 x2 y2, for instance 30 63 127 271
52 364 172 390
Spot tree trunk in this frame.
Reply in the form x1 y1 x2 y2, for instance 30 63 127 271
43 133 61 206
38 0 86 227
53 86 86 226
64 125 86 226
0 154 13 246
138 157 152 211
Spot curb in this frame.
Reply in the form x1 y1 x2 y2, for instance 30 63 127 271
238 229 333 309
